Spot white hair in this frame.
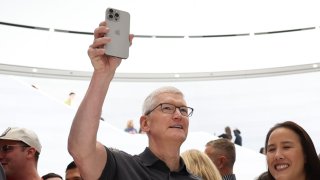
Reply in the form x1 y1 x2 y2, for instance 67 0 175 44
142 86 184 115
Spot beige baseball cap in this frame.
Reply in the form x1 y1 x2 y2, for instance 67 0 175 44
0 127 42 153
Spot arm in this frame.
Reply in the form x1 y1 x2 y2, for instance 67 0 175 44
68 21 133 179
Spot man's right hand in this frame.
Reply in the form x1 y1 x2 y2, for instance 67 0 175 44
87 21 134 75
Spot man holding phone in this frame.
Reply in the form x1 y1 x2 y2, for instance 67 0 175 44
68 20 200 180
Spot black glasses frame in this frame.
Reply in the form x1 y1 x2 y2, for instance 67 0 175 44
145 103 194 117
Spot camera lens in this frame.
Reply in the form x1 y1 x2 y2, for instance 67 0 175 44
109 9 114 13
115 13 119 17
108 14 113 19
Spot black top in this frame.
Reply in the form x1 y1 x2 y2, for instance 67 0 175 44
222 174 236 180
233 130 242 146
99 147 201 180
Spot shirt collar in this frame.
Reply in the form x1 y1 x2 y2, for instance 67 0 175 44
139 147 159 166
138 147 190 175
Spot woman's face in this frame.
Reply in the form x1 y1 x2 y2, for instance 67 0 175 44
266 127 306 180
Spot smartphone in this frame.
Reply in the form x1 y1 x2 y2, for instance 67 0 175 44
104 7 130 59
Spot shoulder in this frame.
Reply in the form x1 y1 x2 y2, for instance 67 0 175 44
107 147 134 160
100 147 139 179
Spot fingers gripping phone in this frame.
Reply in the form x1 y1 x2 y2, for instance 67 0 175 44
104 8 130 59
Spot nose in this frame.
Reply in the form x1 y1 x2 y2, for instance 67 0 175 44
172 107 183 119
274 150 284 160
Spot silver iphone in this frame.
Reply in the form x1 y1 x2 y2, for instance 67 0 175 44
104 7 130 59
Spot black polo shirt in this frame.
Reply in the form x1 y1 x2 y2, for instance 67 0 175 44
99 147 201 180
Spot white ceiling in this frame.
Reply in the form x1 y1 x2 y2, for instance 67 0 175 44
1 0 320 73
1 0 319 33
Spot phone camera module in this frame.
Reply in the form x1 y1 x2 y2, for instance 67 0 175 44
114 13 120 21
108 14 114 21
107 8 120 22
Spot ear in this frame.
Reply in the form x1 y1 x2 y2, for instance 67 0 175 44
26 147 37 159
218 156 226 169
140 115 150 133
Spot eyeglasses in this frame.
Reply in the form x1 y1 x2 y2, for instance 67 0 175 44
146 103 194 117
0 144 29 153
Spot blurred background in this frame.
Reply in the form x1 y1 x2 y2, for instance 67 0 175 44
1 0 319 179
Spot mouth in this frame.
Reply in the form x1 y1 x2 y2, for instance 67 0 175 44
274 163 289 171
169 125 183 129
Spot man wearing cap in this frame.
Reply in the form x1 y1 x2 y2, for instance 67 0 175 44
0 127 42 180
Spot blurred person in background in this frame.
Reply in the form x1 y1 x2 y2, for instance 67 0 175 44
259 147 265 155
233 128 242 146
0 127 42 180
218 126 232 141
65 161 82 180
65 92 76 106
205 139 236 180
182 149 222 180
124 119 138 134
41 172 62 180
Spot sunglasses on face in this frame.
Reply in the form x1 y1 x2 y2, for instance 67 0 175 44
0 144 28 153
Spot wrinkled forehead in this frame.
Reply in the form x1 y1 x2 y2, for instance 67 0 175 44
156 92 186 104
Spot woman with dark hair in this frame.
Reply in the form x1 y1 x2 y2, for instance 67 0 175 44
264 121 320 180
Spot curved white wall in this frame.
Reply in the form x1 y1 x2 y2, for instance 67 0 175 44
1 0 320 73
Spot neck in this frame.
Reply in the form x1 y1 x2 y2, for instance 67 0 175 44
7 167 41 180
149 141 181 171
220 167 233 177
7 174 41 180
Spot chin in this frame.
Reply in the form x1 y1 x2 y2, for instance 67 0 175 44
272 173 290 180
174 133 187 142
